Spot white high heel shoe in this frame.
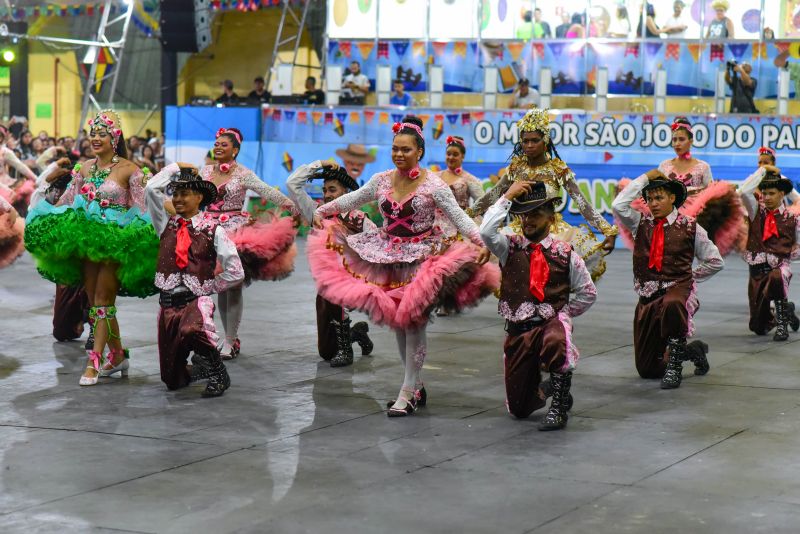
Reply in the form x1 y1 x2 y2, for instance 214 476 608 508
99 349 130 377
79 351 102 386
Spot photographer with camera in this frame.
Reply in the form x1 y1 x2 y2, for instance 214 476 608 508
725 60 758 114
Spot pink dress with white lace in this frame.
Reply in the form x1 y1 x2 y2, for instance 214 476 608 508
0 147 37 215
307 170 501 330
617 158 745 256
433 169 484 239
200 163 297 282
0 193 23 268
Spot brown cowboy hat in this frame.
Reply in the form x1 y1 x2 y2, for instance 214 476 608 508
335 144 375 163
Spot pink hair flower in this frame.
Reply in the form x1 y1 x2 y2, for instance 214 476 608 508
216 128 227 138
391 122 402 134
446 135 454 144
113 128 122 137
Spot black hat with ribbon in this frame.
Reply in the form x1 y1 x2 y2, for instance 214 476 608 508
641 178 688 208
509 181 561 214
166 165 218 208
758 172 794 194
308 164 359 192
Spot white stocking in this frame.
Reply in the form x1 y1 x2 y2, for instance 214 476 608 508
391 325 427 409
218 286 243 350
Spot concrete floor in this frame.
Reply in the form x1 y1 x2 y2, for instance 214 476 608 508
0 242 798 533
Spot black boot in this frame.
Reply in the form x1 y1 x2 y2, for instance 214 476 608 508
84 319 95 351
202 359 230 397
329 318 354 367
774 300 790 342
538 372 572 431
350 321 374 356
788 302 799 333
661 337 685 389
190 353 213 382
539 378 574 411
686 340 710 376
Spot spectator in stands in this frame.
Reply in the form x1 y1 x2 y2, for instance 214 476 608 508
128 136 143 160
516 10 534 40
663 1 689 38
18 130 35 163
533 8 552 39
8 116 26 140
137 145 158 172
555 13 571 38
607 6 632 38
390 80 413 106
215 79 240 105
706 0 733 39
763 27 775 41
303 76 325 105
565 13 586 38
247 76 271 104
637 3 661 38
726 61 758 113
62 136 76 156
511 78 540 109
342 61 370 104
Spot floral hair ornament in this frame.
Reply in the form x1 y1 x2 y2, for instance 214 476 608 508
758 146 776 157
88 109 123 147
516 108 552 143
446 135 465 147
216 128 242 144
671 121 693 134
392 122 424 140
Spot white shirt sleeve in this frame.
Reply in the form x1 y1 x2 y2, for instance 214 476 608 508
612 174 647 236
693 224 724 282
145 162 180 236
213 225 244 293
285 160 323 224
565 252 597 318
738 167 766 221
479 197 512 264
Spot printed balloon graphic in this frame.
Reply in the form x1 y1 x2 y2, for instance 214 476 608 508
498 0 507 22
432 120 444 140
333 118 345 137
741 9 760 34
358 0 372 14
333 0 348 27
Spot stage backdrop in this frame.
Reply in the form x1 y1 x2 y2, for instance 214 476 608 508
165 105 800 227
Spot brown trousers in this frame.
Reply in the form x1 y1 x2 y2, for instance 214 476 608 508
503 318 567 419
52 285 89 341
633 281 693 379
316 294 345 361
157 296 221 390
748 268 785 334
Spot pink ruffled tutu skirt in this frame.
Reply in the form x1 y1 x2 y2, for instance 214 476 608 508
0 211 25 268
307 221 500 330
211 210 297 284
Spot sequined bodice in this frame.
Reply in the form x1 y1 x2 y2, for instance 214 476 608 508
659 160 711 188
94 179 131 205
378 178 439 236
208 176 246 212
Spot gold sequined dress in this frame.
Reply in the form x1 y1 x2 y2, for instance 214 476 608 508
471 156 617 280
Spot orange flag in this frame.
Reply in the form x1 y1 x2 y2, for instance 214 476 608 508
453 42 467 57
357 42 374 59
349 111 361 124
412 41 426 57
687 44 705 63
507 42 524 61
378 112 389 124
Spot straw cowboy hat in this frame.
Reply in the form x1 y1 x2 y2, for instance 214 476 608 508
335 144 376 163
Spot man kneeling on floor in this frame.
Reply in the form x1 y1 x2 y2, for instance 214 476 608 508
146 163 244 397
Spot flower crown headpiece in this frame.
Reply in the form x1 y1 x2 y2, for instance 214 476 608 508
88 110 123 145
516 108 552 143
758 146 776 157
446 135 465 147
216 128 242 144
671 121 693 134
392 121 424 140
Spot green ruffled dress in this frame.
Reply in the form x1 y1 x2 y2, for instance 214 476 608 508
24 164 159 298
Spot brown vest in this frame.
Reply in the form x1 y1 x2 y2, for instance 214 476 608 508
746 207 797 260
632 214 696 286
157 216 218 288
499 238 571 318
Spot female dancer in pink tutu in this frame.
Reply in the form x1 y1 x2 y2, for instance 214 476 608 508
618 117 745 256
0 126 37 215
308 116 500 417
0 193 23 269
433 135 484 239
201 127 298 359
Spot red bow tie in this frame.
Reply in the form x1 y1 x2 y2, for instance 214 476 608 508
175 218 191 270
649 218 666 272
763 209 780 242
528 243 550 302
